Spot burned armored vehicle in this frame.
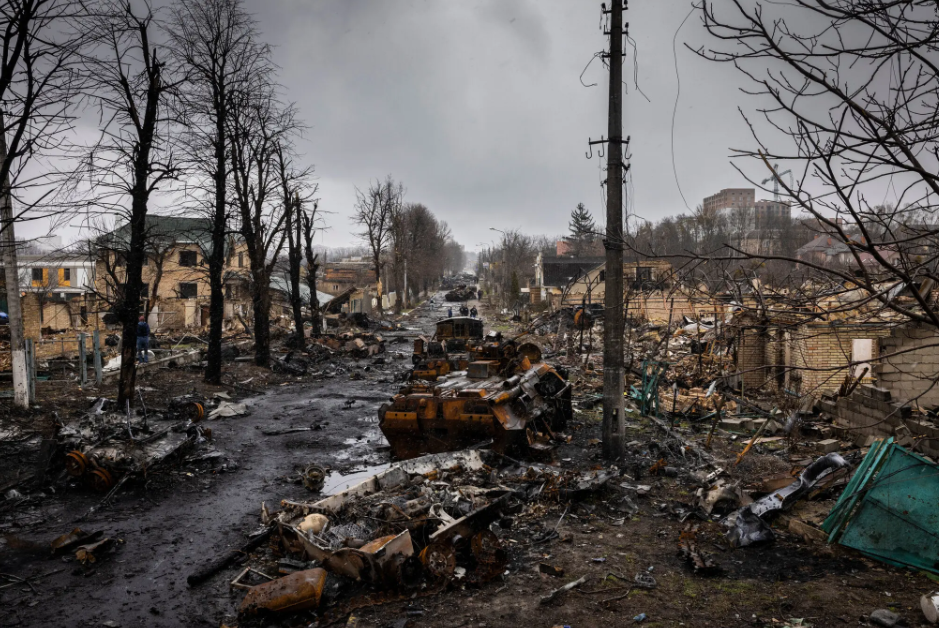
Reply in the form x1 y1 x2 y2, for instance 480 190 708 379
380 324 572 459
410 316 485 381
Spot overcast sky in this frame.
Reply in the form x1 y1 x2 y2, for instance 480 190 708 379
242 0 764 251
25 0 767 251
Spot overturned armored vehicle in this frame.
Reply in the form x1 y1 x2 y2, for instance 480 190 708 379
380 327 572 459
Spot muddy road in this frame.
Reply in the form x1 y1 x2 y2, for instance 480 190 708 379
0 296 459 627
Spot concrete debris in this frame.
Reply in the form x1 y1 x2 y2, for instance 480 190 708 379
869 608 901 627
922 592 939 624
206 401 248 420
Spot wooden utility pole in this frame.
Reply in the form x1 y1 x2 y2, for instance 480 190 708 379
0 114 29 409
602 1 625 460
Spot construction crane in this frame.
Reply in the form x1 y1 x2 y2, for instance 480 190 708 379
761 164 793 201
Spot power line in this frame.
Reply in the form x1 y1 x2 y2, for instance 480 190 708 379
625 34 651 103
671 5 696 213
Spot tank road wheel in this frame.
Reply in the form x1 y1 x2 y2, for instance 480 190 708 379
419 542 456 581
186 402 205 422
89 468 115 492
471 530 507 582
65 450 88 477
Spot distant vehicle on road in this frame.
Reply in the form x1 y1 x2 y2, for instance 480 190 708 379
0 312 8 325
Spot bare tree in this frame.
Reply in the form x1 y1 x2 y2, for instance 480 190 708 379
0 0 85 408
228 88 296 366
299 196 322 335
274 142 313 348
168 0 272 384
353 176 401 316
73 0 180 406
689 2 939 326
90 217 183 322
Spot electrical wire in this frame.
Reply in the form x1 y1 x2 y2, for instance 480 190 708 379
671 5 697 213
626 34 652 103
580 52 602 88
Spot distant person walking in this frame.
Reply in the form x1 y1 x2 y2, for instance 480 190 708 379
447 307 453 318
136 315 150 364
470 306 478 318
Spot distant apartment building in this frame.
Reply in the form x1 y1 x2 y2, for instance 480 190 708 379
703 188 791 225
703 188 755 213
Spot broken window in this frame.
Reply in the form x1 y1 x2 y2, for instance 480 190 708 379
178 282 198 299
140 283 149 299
636 267 652 282
179 250 198 267
31 268 44 282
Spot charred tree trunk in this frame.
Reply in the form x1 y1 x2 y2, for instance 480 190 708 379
251 273 272 366
392 253 403 315
117 188 149 407
205 107 227 384
146 254 164 319
307 259 320 335
372 253 382 316
286 198 304 350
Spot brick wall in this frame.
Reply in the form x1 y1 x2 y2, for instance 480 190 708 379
734 321 890 396
875 324 939 408
831 384 939 460
21 292 41 340
791 323 890 396
737 327 767 390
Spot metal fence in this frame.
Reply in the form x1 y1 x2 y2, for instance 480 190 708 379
0 331 104 400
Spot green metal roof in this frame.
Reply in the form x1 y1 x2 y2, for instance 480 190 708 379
100 215 220 253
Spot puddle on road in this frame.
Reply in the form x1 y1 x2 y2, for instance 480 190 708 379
322 463 391 495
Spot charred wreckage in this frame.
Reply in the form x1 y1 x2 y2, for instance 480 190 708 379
378 316 573 459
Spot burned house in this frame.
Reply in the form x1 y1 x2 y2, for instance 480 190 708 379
321 260 377 297
94 215 251 330
818 323 939 458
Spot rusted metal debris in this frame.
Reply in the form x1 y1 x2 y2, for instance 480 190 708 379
56 395 217 498
381 322 572 459
236 449 616 620
239 568 327 615
50 528 103 555
678 524 721 576
74 538 115 564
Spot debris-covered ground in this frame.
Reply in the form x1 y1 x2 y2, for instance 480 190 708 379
2 294 938 628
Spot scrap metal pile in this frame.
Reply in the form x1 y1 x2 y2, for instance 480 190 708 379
222 450 616 622
273 331 387 375
51 395 223 496
380 317 572 459
444 285 477 302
